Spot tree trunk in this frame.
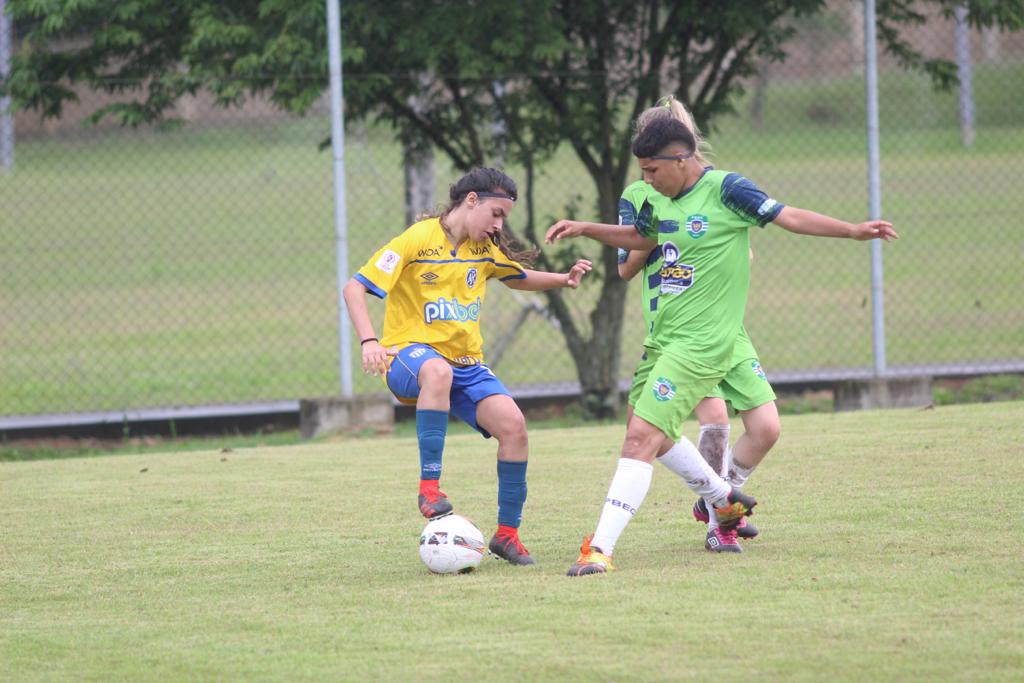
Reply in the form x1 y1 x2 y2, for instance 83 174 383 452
403 143 435 226
538 170 629 420
575 247 628 418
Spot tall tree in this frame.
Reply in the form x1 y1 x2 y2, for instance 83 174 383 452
3 0 1021 416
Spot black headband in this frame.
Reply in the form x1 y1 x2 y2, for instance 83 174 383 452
650 152 695 161
474 191 516 201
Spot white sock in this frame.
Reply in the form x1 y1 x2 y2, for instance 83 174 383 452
591 459 654 556
707 505 721 530
698 423 731 477
656 437 732 507
727 459 756 488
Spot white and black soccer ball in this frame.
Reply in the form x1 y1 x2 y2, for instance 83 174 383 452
419 514 486 574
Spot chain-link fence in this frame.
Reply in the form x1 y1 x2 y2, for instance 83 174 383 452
1 5 1022 418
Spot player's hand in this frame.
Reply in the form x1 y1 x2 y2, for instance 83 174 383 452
545 220 586 245
565 259 593 288
851 220 898 242
361 341 397 376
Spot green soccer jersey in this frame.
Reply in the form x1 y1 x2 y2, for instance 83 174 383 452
633 169 784 369
618 180 665 335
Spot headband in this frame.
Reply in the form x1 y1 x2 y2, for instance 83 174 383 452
650 151 695 161
474 191 516 201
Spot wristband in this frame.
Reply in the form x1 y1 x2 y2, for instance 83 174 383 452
360 337 379 346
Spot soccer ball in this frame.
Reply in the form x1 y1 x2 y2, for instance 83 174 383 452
419 514 487 574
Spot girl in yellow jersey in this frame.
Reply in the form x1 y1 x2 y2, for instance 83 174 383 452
343 168 591 566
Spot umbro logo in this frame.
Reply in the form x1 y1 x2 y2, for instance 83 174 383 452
421 272 439 285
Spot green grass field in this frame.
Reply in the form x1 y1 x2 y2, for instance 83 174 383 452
3 402 1023 681
2 64 1023 414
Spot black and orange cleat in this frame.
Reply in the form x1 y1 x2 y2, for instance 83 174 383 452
693 497 759 539
488 526 537 566
418 481 453 519
713 487 757 530
566 535 614 576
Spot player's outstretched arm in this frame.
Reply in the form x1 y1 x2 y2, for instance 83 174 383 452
505 259 593 291
342 279 395 376
618 249 650 282
545 219 656 251
773 206 899 241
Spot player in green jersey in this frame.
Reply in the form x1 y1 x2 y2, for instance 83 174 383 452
550 116 897 575
618 97 763 551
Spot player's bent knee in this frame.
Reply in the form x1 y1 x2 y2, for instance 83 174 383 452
622 427 663 462
756 421 781 448
493 413 528 445
418 359 453 388
695 401 729 425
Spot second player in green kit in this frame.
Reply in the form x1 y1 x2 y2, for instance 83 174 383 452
548 114 898 575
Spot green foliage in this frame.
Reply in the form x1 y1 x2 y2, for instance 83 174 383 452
878 1 1024 89
0 428 303 462
3 0 1022 415
933 374 1024 405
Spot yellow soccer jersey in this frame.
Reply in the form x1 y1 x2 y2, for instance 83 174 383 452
354 218 525 365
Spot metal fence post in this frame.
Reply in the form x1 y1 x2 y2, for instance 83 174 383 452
327 0 353 396
1 0 15 171
955 4 976 148
864 0 886 376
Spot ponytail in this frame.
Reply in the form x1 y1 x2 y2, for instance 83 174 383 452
635 95 712 166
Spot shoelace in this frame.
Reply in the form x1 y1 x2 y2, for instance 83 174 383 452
421 488 448 503
717 527 738 542
576 535 598 562
497 532 528 555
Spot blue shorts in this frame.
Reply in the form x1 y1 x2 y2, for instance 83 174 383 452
386 344 511 438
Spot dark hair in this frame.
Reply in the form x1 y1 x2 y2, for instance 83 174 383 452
447 167 518 205
631 117 697 159
442 167 536 266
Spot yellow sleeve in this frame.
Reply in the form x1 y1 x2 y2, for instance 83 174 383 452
488 246 526 282
354 231 413 298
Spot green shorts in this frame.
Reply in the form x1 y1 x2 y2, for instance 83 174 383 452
629 347 724 442
628 343 776 440
716 356 777 411
713 327 776 411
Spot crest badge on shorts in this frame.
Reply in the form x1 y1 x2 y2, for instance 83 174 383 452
652 377 677 402
751 360 768 381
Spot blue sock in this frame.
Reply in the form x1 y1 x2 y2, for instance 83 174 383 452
496 460 528 528
416 410 448 481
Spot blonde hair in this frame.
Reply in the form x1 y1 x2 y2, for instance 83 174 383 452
634 95 711 166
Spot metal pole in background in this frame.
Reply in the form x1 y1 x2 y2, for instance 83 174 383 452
327 0 353 396
954 4 975 148
864 0 886 376
1 0 15 171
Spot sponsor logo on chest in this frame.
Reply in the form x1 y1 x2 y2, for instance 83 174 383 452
658 240 695 295
424 297 482 324
417 245 446 258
